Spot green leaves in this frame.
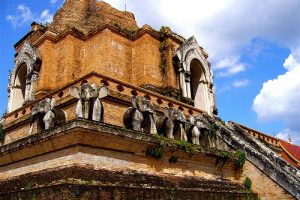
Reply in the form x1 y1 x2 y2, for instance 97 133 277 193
244 176 252 190
235 149 246 168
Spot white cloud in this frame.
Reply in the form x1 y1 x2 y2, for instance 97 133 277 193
6 5 54 27
233 79 249 88
50 0 59 4
101 0 299 77
38 10 53 24
214 57 246 77
253 53 300 143
6 4 33 27
276 129 300 145
276 131 289 142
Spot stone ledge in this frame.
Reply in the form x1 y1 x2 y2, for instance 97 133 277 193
0 119 237 169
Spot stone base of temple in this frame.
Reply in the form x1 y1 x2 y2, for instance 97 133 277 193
0 166 257 200
0 119 257 199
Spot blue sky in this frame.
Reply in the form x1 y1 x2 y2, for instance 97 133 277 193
1 0 300 145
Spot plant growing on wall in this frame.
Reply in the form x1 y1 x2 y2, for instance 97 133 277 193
146 145 163 158
244 176 252 190
159 26 171 75
235 149 246 168
202 119 220 141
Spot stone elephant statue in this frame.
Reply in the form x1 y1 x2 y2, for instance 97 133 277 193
189 115 206 145
189 114 216 147
29 97 66 134
70 83 109 122
123 96 157 135
157 108 187 141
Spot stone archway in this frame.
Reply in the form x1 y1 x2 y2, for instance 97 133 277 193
174 36 215 115
8 41 41 112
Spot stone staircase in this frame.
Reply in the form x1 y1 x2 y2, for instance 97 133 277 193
217 121 300 199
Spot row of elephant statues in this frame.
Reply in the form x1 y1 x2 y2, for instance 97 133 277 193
123 95 217 147
28 83 109 134
28 82 217 147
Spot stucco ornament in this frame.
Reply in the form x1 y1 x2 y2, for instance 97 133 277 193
157 108 187 141
29 98 66 134
123 96 157 135
70 83 109 122
189 115 206 145
8 41 42 112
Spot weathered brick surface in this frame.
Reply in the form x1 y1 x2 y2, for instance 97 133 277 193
0 165 258 200
241 161 294 200
50 0 138 34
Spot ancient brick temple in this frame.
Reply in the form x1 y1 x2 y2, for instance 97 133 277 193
0 0 299 199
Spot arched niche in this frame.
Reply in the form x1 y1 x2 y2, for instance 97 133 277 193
10 64 27 111
174 36 215 115
190 59 209 112
8 41 41 112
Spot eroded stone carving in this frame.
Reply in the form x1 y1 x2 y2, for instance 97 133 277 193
70 83 109 121
157 108 187 141
123 96 157 135
29 98 66 134
189 115 205 145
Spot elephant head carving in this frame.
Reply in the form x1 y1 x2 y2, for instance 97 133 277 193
189 115 205 145
70 83 109 122
157 108 187 141
123 96 157 135
189 114 218 147
29 97 66 134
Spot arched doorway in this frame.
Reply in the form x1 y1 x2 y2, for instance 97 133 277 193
11 64 27 110
190 59 208 112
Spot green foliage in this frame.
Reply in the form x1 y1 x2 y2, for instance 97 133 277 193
202 120 220 141
146 145 163 158
244 176 252 190
168 156 178 164
216 151 235 168
112 21 121 30
159 26 171 39
153 134 201 155
235 149 246 168
0 126 4 141
159 26 171 75
174 140 198 154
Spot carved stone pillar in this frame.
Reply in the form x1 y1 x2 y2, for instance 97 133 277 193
24 74 32 103
184 71 191 98
178 65 187 98
29 71 39 101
